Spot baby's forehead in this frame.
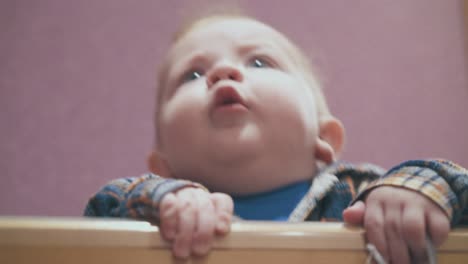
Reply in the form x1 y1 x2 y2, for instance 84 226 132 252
190 18 278 40
168 18 297 60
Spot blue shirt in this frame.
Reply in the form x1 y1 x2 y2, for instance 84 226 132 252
232 180 310 221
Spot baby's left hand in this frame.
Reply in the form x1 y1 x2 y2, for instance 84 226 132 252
343 186 450 264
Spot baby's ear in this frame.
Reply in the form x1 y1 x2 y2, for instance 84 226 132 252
147 151 171 178
314 116 345 164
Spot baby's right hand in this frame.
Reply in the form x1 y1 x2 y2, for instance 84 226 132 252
159 187 233 259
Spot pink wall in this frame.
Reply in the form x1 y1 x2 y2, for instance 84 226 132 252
1 0 467 216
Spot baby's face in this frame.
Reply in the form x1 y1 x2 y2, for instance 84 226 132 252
156 18 322 194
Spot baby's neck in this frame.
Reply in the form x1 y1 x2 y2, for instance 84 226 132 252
191 154 318 196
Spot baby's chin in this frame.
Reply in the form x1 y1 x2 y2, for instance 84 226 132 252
208 123 265 153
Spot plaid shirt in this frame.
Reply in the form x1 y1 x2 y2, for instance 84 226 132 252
84 159 468 226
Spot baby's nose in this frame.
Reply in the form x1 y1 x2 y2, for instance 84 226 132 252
206 64 243 87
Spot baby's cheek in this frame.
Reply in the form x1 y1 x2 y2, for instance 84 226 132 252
159 98 205 146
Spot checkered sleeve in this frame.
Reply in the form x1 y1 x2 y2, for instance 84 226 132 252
354 159 468 226
84 173 205 223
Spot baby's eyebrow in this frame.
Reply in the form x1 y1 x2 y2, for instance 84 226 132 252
169 52 210 78
182 44 271 64
237 42 277 54
182 52 210 67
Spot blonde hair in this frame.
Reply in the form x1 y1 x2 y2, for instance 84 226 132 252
154 14 332 145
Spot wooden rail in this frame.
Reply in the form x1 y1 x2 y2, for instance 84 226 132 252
1 217 468 263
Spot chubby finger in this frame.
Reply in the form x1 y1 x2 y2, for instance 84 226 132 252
426 208 450 247
211 193 234 235
364 200 389 263
401 205 427 262
342 200 366 226
172 189 197 259
384 206 410 264
159 193 179 241
191 189 216 256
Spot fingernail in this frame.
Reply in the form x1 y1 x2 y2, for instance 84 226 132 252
193 244 210 256
175 247 190 259
216 221 230 234
166 230 175 240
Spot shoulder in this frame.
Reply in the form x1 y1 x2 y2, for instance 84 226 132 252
321 161 386 180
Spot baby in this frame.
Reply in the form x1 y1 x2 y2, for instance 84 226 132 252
85 14 468 263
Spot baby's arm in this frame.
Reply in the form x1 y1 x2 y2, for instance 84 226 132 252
84 174 233 258
84 173 201 219
343 159 468 263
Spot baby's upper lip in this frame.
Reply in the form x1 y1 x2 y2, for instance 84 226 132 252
212 85 247 108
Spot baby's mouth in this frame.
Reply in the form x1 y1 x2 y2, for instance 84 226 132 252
220 97 238 105
213 86 247 109
209 86 249 126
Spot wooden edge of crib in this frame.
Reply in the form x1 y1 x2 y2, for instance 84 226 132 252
0 216 467 252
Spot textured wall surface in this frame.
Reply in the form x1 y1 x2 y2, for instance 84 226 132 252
1 0 467 216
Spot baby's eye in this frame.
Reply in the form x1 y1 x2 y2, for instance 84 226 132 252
182 70 204 83
248 57 273 68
